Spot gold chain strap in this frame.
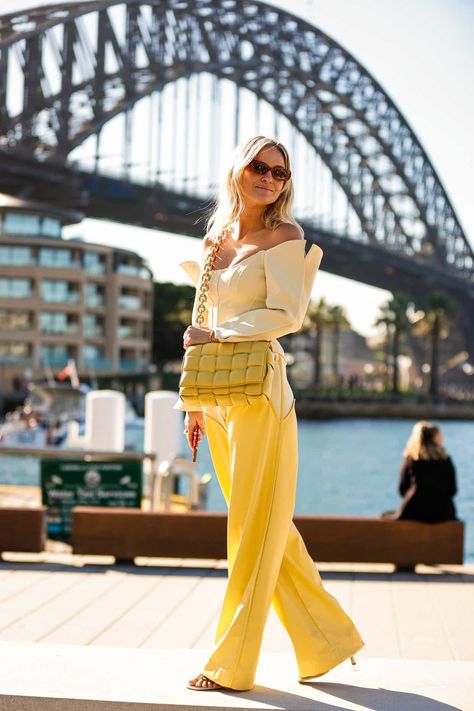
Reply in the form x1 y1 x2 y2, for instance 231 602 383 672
195 229 227 326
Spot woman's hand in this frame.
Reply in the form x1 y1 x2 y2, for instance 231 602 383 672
183 325 217 349
184 411 207 450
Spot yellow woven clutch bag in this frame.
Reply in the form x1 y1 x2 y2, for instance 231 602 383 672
178 230 274 409
178 340 275 408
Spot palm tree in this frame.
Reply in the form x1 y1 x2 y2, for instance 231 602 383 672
304 297 330 388
327 304 350 387
417 291 456 398
374 293 413 394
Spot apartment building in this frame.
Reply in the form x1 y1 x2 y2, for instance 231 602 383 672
0 194 153 390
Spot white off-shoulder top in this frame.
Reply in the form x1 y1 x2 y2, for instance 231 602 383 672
174 238 323 411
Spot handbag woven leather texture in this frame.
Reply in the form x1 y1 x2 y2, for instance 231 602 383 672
179 340 275 408
178 230 274 408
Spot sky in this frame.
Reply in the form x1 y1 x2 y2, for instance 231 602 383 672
5 0 474 336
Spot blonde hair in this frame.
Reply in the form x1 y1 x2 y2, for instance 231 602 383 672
403 421 448 461
205 135 300 242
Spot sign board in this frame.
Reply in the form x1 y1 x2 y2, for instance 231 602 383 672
40 459 142 542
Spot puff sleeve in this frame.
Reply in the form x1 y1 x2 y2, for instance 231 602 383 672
214 240 323 342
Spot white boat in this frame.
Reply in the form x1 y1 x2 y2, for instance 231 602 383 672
0 384 144 450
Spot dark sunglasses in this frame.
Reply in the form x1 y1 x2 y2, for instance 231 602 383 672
247 159 291 182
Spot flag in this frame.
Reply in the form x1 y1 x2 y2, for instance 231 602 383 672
57 359 80 388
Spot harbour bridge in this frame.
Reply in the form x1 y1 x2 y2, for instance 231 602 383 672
0 0 473 358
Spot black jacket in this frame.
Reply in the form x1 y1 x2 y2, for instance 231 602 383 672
393 455 458 522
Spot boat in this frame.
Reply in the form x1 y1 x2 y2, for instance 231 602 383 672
0 383 144 450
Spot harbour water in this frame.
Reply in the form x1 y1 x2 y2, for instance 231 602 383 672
1 417 472 563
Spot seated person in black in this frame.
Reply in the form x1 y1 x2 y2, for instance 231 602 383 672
381 421 458 522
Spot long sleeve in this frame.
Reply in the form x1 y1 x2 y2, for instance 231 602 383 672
398 458 412 496
447 457 457 497
214 240 323 342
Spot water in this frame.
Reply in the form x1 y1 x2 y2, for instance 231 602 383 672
1 418 472 563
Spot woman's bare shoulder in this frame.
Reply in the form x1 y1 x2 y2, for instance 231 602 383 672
272 223 304 245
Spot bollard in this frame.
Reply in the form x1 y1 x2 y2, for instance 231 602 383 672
144 391 182 506
84 390 125 452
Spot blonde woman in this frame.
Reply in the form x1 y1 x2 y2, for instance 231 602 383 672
382 421 458 522
175 136 365 692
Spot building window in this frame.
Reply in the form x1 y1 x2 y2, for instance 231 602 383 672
40 344 72 365
39 248 78 269
40 312 79 335
84 314 104 338
41 279 80 304
85 283 104 307
116 258 151 280
119 290 141 310
42 218 61 238
2 213 41 236
83 343 104 365
84 251 106 275
2 213 61 238
0 278 33 298
0 246 34 266
0 342 31 360
118 319 145 339
0 310 32 330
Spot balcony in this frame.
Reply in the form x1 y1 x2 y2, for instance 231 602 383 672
117 264 150 279
118 326 143 339
119 359 150 371
84 327 105 338
41 293 81 305
85 295 105 308
85 263 106 276
83 357 113 371
40 324 80 336
118 295 141 311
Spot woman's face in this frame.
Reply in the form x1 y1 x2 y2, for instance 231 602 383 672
239 146 288 208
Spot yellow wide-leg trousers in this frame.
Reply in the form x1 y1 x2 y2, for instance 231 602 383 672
200 362 365 690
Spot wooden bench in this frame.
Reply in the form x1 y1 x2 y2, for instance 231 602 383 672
72 508 464 570
0 506 47 556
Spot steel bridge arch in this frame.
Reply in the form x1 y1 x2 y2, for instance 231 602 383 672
0 0 472 286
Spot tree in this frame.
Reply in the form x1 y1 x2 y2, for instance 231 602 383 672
305 297 330 388
374 293 413 394
327 304 350 387
152 282 195 367
416 291 456 398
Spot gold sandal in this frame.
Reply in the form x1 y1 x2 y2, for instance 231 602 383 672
186 673 226 691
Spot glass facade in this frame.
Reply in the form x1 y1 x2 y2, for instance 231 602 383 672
2 212 61 238
0 246 34 266
39 248 79 269
84 283 104 307
42 217 62 238
40 344 72 365
84 251 106 275
0 278 33 298
40 311 79 335
0 309 32 330
84 314 104 338
41 279 80 303
83 344 105 361
119 293 141 310
0 342 31 359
